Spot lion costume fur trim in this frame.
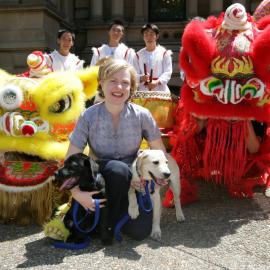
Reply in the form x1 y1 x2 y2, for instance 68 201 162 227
0 176 53 225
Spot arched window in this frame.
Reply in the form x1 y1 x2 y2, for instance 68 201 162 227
149 0 186 22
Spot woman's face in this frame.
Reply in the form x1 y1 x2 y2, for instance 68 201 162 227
101 69 131 106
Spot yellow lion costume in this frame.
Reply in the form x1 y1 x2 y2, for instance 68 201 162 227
0 67 98 225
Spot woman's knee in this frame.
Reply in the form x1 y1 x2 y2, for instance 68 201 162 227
101 161 131 180
100 160 132 192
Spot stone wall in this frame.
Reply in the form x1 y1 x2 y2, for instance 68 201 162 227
0 1 70 73
0 0 260 90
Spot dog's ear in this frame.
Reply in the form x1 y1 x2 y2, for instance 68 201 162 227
63 155 73 165
83 158 91 168
64 153 83 166
136 150 148 176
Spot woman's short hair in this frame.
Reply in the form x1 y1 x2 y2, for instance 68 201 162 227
141 23 160 35
97 59 137 100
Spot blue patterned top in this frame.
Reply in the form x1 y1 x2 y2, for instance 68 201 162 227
70 102 161 165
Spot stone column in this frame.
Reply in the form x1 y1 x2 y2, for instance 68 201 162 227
111 0 124 19
63 1 74 22
134 0 144 22
90 0 103 21
210 0 223 16
186 0 198 19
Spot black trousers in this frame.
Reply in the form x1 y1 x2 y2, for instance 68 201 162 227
99 159 153 240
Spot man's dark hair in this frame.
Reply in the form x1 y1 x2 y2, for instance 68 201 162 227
108 20 124 31
141 23 160 35
58 29 75 41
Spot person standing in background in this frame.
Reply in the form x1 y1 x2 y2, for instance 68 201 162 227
134 23 172 92
90 20 135 66
45 29 84 71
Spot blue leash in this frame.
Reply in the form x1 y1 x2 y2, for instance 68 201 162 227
53 199 100 250
114 213 130 242
53 237 91 250
137 180 155 212
73 199 100 234
114 180 155 242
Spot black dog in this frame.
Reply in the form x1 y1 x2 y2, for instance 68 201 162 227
54 153 112 245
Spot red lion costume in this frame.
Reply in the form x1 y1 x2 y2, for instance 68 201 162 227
164 2 270 207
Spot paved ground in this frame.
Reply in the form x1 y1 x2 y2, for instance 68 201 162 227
1 182 270 270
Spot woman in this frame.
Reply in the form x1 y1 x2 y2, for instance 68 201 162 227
66 59 167 242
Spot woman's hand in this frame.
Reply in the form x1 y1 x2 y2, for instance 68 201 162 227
130 180 146 192
71 186 106 211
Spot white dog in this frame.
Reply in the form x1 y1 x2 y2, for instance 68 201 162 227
128 149 185 239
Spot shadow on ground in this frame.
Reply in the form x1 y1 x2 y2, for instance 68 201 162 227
0 224 42 242
7 181 270 268
149 181 270 249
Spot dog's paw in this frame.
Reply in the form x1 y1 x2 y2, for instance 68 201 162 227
176 212 185 222
128 205 139 219
151 227 161 240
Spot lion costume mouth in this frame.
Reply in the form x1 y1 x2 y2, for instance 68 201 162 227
4 151 45 162
0 152 58 189
0 65 99 225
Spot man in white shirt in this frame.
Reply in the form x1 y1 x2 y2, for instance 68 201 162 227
45 29 84 71
90 20 135 66
134 23 172 92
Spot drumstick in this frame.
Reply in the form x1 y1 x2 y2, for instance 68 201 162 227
143 63 149 85
149 69 153 83
144 63 147 75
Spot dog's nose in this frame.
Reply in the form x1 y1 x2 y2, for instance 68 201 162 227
163 172 171 178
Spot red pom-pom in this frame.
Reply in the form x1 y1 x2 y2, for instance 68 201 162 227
21 123 36 136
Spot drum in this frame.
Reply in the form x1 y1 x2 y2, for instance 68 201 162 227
131 91 179 150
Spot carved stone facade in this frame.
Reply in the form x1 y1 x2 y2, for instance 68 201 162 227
0 0 261 88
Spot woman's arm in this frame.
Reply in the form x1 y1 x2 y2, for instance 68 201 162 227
71 186 106 211
196 118 207 132
148 138 167 153
246 121 260 154
65 143 83 159
65 143 106 211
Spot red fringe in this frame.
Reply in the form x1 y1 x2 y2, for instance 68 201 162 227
170 105 202 178
203 119 247 186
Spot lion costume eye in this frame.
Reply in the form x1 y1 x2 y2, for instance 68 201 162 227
0 84 23 110
48 95 72 113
